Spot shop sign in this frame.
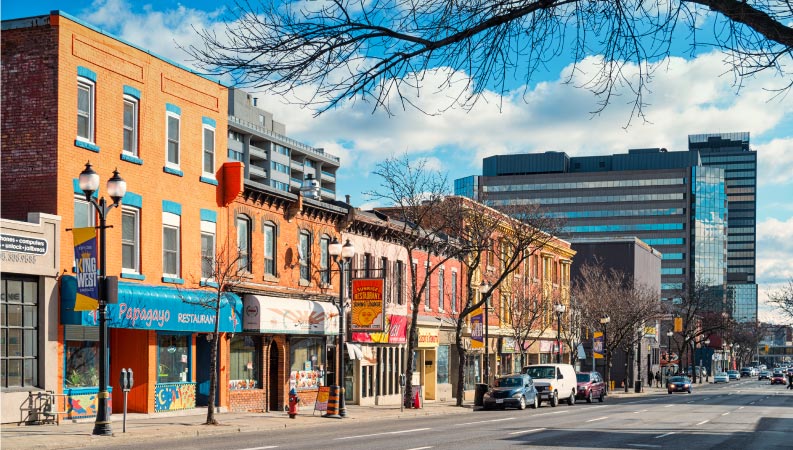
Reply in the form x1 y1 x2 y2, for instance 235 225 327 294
470 308 484 349
351 314 407 343
539 340 553 352
0 233 48 255
72 227 99 311
242 295 338 335
350 278 385 332
643 326 657 338
418 328 439 348
502 337 518 353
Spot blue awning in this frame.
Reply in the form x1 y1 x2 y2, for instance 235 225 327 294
61 275 242 332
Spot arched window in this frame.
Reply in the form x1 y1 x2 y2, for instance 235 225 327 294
263 221 277 276
237 215 251 272
319 235 330 284
299 230 311 282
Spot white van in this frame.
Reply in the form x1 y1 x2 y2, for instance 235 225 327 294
522 364 578 407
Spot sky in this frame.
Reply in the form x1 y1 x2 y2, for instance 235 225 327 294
3 0 792 324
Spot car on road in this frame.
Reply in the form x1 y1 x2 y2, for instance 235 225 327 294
523 363 578 407
770 371 787 385
740 367 753 378
758 370 772 380
713 372 730 383
575 372 606 403
727 370 741 380
482 373 539 410
668 376 693 394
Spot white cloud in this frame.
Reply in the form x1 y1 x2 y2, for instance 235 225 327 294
756 137 793 187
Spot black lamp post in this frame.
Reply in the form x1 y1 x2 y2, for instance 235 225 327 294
328 238 355 418
703 338 711 382
78 162 126 436
555 303 566 364
600 315 610 392
666 330 674 382
479 281 491 385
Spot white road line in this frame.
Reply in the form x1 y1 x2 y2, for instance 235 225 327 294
721 412 730 416
589 405 608 409
335 428 431 440
509 427 547 436
529 410 571 417
406 447 433 450
663 404 675 408
696 420 710 425
238 447 278 450
633 409 648 414
739 406 745 410
686 401 694 404
586 416 609 423
454 417 516 426
627 445 662 448
655 432 676 439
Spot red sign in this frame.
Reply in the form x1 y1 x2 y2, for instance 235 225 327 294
351 315 407 343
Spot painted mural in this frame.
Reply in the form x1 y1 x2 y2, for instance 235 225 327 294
64 387 112 419
154 382 196 412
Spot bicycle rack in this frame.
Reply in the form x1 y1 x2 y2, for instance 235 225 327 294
19 391 67 426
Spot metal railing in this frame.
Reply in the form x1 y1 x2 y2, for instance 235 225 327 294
228 116 340 163
19 391 68 425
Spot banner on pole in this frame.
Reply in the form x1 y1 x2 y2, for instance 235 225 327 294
470 308 484 349
593 331 604 359
73 227 99 311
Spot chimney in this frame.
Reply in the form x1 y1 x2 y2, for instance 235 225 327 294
253 98 258 107
345 195 351 204
300 174 320 200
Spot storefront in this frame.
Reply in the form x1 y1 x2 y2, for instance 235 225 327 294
415 326 439 402
498 337 522 375
60 278 242 416
241 295 338 411
350 314 407 405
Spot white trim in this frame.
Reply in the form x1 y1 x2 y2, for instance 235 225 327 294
162 212 181 278
202 123 216 177
122 95 139 156
165 111 181 168
76 77 95 143
200 220 216 234
121 206 140 274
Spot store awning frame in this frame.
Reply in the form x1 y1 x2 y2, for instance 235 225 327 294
242 295 339 335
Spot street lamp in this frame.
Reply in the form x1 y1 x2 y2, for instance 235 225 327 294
734 344 740 370
328 238 355 418
666 330 674 382
555 303 566 364
703 338 711 382
600 315 610 392
78 162 126 436
479 281 491 385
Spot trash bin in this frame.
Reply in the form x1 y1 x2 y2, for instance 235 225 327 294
474 383 489 407
634 380 642 393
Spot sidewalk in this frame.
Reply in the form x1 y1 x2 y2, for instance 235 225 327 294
0 401 472 449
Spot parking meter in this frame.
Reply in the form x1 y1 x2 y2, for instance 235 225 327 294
119 368 133 432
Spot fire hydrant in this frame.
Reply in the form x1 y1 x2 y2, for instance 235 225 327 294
288 388 299 419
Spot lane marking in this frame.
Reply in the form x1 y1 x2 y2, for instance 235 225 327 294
627 445 662 448
454 417 516 426
663 404 675 408
238 447 278 450
655 432 676 439
721 412 730 416
696 420 710 425
336 428 431 440
739 406 745 410
586 416 609 423
528 409 572 417
633 409 648 414
508 427 547 436
406 447 433 450
686 401 694 404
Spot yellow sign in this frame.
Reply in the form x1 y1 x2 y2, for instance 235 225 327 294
418 328 439 348
674 317 683 332
644 326 656 337
350 278 385 331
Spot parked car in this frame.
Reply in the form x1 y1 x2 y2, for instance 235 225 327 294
668 376 693 394
758 370 772 380
713 372 730 383
575 372 606 403
770 371 787 385
523 364 578 407
482 373 539 410
727 370 741 380
740 367 753 378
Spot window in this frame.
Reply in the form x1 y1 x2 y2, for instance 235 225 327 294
424 264 431 311
162 212 181 278
1 276 39 388
381 257 389 302
237 216 251 272
74 197 95 228
230 335 261 389
320 236 330 284
65 338 98 387
437 345 450 384
263 222 276 276
451 271 457 313
122 96 139 155
201 220 216 280
166 112 180 167
157 334 189 383
438 269 445 312
299 231 311 282
395 261 404 305
203 124 215 176
289 337 324 391
121 208 140 273
77 78 94 142
363 253 371 277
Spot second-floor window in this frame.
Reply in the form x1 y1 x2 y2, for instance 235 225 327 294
237 215 251 272
320 236 329 284
77 78 95 142
121 207 140 274
162 213 181 278
201 220 216 280
166 112 180 167
263 222 276 276
438 269 445 312
299 231 311 282
451 271 457 313
203 124 215 176
395 261 404 305
381 257 389 302
123 96 139 156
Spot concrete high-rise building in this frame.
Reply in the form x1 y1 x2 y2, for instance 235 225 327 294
455 146 734 312
688 133 757 323
227 88 340 199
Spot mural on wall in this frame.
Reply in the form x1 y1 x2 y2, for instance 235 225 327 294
155 383 196 412
64 388 112 419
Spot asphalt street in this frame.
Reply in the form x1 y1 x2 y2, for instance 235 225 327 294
93 379 793 450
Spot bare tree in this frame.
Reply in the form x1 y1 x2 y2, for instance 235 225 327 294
768 278 793 323
183 244 248 425
507 281 556 369
188 0 793 120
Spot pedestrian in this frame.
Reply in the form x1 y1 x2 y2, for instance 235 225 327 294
787 372 793 390
655 370 661 388
648 371 653 387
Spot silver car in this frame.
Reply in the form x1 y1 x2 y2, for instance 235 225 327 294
713 372 730 383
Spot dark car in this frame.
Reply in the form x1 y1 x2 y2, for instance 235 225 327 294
482 373 539 410
667 376 693 394
758 370 772 380
740 367 753 378
576 372 606 403
770 371 786 385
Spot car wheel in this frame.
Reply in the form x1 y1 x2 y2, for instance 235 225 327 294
568 391 575 406
587 391 594 403
550 392 559 407
518 396 526 410
598 390 605 403
530 395 539 409
688 389 692 394
668 390 673 394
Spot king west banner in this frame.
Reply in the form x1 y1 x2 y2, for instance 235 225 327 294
72 227 99 311
470 308 484 349
350 278 385 332
593 331 604 359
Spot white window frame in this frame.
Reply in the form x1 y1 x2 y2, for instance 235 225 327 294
122 95 139 156
438 268 445 312
202 123 215 177
77 78 95 143
74 196 95 228
424 262 431 312
121 207 140 274
200 220 216 281
237 215 251 272
162 212 181 278
451 269 458 313
263 222 276 276
165 111 181 168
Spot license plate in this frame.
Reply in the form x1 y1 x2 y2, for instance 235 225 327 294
495 399 504 404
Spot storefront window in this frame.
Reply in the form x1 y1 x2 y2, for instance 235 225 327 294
65 341 98 387
230 335 261 390
289 337 324 390
464 354 480 390
157 334 190 383
437 345 449 384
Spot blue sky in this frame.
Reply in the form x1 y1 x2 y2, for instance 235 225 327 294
3 0 792 322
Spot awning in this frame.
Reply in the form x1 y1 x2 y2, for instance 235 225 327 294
346 343 363 360
243 295 339 335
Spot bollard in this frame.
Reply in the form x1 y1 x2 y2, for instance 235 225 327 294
325 385 340 418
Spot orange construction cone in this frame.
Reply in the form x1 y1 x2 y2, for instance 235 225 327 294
413 389 421 409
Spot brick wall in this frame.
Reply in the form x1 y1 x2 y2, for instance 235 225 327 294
1 20 60 220
229 389 266 412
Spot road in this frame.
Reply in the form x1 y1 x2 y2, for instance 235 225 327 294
101 379 793 450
